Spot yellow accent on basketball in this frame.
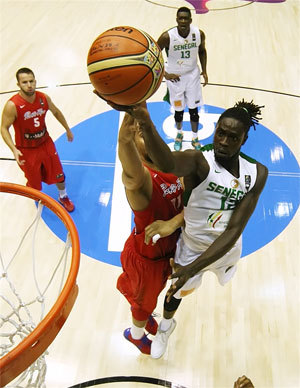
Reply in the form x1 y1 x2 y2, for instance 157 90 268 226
87 26 164 105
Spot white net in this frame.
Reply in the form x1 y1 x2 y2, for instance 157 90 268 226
0 191 74 388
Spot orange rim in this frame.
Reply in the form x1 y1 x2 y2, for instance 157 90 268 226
0 182 80 386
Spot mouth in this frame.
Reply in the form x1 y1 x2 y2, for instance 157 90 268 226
215 148 229 158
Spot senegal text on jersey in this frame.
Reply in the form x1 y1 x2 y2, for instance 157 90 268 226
173 43 197 51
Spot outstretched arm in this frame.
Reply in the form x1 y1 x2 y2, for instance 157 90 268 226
128 104 207 178
166 163 268 300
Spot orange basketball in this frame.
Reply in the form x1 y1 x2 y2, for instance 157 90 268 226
87 26 164 105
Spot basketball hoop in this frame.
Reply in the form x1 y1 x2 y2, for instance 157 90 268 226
0 182 80 387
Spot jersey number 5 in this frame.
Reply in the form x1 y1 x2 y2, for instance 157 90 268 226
34 117 40 127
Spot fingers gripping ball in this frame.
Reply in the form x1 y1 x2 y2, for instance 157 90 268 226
87 26 164 105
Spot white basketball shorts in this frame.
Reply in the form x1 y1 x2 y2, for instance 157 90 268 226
166 66 203 111
172 234 242 299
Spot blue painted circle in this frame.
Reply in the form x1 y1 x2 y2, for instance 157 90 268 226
42 102 300 266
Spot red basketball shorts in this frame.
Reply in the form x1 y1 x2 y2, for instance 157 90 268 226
18 137 65 190
117 237 172 321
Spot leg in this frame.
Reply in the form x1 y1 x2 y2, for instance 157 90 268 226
117 244 170 354
56 178 75 212
166 79 186 151
41 138 74 212
189 108 201 150
150 294 182 359
174 110 184 151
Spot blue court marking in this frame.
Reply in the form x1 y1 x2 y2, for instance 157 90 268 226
42 102 300 266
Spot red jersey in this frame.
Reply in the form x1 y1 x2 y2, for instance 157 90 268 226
128 166 183 260
10 91 50 148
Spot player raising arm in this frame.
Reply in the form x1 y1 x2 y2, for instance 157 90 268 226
111 99 268 359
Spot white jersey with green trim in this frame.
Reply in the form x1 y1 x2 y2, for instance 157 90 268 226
182 145 258 251
165 25 201 75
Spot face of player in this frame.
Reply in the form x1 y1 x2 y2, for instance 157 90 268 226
17 73 36 97
176 11 192 37
213 117 248 163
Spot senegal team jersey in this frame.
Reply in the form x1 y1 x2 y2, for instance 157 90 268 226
183 145 258 251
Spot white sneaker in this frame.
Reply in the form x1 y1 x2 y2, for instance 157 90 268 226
150 319 177 359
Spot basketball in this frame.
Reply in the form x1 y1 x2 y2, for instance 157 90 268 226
87 26 164 105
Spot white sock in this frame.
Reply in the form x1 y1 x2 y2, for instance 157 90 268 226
192 132 198 140
160 317 173 332
131 324 144 340
177 129 183 134
59 189 67 198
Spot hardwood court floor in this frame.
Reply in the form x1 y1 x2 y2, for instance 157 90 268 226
0 1 299 387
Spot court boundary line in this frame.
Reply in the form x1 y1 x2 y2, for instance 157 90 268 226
67 375 187 388
1 82 299 98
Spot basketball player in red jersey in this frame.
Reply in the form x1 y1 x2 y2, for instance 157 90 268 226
1 68 74 212
95 93 184 355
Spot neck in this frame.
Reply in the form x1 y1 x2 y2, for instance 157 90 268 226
19 90 36 103
217 155 240 178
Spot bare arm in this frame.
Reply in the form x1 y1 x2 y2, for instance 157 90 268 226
167 163 268 300
118 112 153 211
46 94 73 141
199 30 208 86
0 101 24 164
129 105 208 178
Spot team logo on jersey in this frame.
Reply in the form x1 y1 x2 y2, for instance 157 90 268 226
207 211 224 228
230 179 239 189
244 175 251 192
24 108 46 120
192 33 196 41
40 98 44 106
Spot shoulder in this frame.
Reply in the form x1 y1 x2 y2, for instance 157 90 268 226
3 99 17 114
157 30 170 48
257 162 268 179
250 162 268 194
199 29 206 41
38 91 49 101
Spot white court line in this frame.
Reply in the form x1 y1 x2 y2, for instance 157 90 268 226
108 112 132 252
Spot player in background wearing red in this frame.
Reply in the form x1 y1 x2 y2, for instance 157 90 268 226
1 68 74 212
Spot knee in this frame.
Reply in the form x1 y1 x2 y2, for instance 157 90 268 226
189 108 199 123
164 295 182 312
174 110 184 123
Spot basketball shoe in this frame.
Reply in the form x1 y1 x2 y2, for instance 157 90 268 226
150 319 177 359
59 196 75 212
123 328 152 355
145 315 158 335
191 138 201 150
174 133 183 151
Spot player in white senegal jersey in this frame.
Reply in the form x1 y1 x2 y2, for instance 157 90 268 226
119 99 268 359
157 6 208 151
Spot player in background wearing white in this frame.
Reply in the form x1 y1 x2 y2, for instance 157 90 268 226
157 6 208 151
115 99 268 359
